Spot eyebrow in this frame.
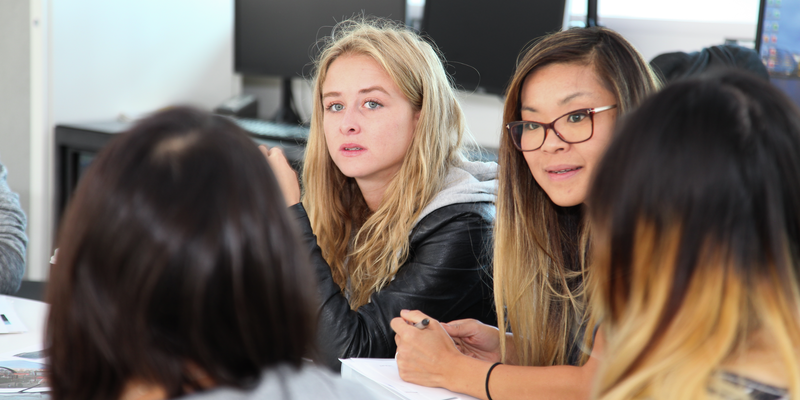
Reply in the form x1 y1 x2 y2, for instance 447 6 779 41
521 91 591 113
322 85 390 100
359 85 390 96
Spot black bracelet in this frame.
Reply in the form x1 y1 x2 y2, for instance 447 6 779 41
485 362 502 400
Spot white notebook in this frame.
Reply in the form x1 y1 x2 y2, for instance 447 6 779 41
340 358 479 400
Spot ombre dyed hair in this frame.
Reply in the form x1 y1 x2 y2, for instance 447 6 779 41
494 26 660 367
590 71 800 399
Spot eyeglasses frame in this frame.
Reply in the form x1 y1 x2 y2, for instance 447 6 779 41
506 104 618 152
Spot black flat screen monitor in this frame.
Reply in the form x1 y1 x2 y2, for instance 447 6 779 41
756 0 800 107
235 0 406 79
422 0 567 96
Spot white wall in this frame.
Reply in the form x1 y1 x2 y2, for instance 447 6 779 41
603 18 758 63
0 1 32 222
52 0 239 123
19 0 240 281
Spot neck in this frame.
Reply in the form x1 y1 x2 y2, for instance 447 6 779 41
356 179 391 212
720 329 792 388
119 382 167 400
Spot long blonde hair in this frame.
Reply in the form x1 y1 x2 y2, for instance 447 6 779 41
589 72 800 399
494 27 660 366
302 17 467 309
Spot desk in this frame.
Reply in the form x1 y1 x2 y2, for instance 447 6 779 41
0 296 47 356
55 120 307 231
341 358 479 400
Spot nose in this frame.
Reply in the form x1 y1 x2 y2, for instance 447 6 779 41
339 107 360 136
540 127 567 154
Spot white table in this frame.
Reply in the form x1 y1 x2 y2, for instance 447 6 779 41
0 296 48 356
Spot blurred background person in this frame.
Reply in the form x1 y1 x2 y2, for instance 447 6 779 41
590 70 800 400
46 107 377 400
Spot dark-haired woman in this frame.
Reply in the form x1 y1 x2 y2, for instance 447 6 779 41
46 107 376 400
589 71 800 399
391 27 660 399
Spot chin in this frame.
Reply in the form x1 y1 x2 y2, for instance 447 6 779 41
548 192 585 208
552 199 583 208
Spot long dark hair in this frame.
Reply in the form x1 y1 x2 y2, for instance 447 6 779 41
590 70 800 399
494 26 661 366
46 107 317 400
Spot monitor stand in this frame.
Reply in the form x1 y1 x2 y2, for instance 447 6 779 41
271 77 303 126
586 0 599 27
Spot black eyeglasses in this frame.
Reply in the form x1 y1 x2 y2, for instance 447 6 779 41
506 105 617 152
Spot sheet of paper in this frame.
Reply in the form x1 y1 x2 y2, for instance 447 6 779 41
0 344 49 393
340 358 479 400
0 297 28 334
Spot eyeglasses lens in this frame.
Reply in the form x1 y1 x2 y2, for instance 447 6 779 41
513 110 593 151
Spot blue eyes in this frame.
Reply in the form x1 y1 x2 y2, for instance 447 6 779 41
326 101 382 112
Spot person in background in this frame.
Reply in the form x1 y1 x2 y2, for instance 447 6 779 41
650 44 769 82
0 160 26 294
45 107 377 400
392 27 660 399
589 70 800 400
264 17 497 369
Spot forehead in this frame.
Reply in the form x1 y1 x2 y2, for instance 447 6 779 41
322 54 394 91
520 62 615 108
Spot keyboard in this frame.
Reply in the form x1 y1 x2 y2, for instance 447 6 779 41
230 117 309 143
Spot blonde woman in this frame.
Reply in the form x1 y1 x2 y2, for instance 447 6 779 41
264 17 497 369
589 71 799 399
392 27 660 399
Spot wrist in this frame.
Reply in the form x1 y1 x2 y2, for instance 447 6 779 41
503 332 519 365
485 362 502 400
446 356 495 398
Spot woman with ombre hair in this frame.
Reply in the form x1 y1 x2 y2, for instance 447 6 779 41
392 27 660 399
263 16 497 369
589 71 800 399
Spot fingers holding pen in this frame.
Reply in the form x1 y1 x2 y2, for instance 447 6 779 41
391 310 461 387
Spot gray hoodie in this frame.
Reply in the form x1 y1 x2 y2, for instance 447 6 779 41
414 159 498 226
178 365 386 400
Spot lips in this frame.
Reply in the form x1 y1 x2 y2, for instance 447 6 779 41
339 143 367 157
548 166 581 174
545 165 582 181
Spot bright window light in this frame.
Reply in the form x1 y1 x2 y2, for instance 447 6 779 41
570 0 760 23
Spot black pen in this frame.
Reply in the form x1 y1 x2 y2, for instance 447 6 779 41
413 318 430 329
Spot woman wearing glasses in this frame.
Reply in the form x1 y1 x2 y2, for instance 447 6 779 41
392 27 660 399
263 17 498 369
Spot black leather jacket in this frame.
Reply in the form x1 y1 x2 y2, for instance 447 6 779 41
290 202 497 370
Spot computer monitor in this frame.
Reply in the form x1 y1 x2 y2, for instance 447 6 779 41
756 0 800 107
421 0 569 96
235 0 406 123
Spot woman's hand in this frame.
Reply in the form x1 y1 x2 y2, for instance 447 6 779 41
259 145 301 207
390 310 465 387
442 319 503 363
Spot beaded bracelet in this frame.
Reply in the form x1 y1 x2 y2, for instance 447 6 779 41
485 362 502 400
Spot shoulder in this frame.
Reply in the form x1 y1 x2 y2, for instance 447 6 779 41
180 365 381 400
410 202 494 243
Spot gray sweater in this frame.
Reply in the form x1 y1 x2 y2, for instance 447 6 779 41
0 162 26 294
179 365 385 400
